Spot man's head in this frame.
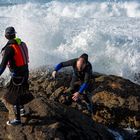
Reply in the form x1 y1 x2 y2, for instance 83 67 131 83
76 53 88 71
5 26 16 40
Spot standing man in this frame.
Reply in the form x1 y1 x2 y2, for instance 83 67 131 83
52 53 93 111
0 27 31 125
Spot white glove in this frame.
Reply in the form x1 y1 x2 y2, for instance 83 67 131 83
52 71 57 79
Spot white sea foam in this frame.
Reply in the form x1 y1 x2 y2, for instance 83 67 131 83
108 129 123 140
0 0 140 83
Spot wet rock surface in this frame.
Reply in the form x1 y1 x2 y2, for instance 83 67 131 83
0 67 139 140
92 74 140 129
30 68 140 129
0 97 114 140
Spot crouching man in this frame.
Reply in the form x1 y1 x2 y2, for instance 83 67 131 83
52 53 93 112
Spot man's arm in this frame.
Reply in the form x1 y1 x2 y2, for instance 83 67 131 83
54 58 77 71
52 58 77 79
0 46 14 75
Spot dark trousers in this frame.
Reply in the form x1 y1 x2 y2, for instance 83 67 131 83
2 71 29 121
14 98 21 120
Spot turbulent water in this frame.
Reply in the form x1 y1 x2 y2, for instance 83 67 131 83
0 1 139 139
0 0 140 84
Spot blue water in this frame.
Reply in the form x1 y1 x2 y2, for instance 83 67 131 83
0 0 140 84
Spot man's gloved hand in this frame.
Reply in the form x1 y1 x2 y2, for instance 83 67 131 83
52 71 57 79
72 92 80 101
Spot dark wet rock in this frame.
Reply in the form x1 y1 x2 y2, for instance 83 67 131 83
0 67 139 139
30 69 140 129
134 131 140 140
0 67 115 140
92 75 140 128
0 97 114 140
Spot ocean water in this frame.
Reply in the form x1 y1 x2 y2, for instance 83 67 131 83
0 0 140 84
0 1 139 139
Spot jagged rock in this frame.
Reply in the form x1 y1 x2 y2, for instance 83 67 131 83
29 70 140 129
0 67 139 139
0 97 114 140
92 75 140 128
134 131 140 140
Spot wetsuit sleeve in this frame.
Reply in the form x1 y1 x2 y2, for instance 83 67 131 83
54 58 77 71
54 63 63 71
0 46 14 75
78 64 92 94
78 82 88 94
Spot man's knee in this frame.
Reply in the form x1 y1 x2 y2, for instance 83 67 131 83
1 96 13 111
66 87 74 94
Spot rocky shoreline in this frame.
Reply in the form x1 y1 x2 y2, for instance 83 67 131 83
0 66 140 140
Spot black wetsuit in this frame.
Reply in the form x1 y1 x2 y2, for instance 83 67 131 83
55 58 93 103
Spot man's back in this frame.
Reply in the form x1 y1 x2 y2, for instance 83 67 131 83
1 38 29 76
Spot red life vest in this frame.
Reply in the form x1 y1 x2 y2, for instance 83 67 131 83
10 42 29 67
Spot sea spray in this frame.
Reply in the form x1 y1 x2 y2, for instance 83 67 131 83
0 0 139 84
